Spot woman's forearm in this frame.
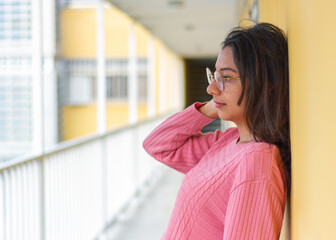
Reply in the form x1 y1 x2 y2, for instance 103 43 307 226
143 103 218 173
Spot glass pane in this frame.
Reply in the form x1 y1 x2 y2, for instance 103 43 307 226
0 58 32 163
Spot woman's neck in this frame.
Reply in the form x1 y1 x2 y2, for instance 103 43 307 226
236 122 254 144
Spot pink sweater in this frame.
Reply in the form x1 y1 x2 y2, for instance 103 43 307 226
143 103 287 240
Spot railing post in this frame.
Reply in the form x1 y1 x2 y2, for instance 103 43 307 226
1 173 6 239
97 0 106 134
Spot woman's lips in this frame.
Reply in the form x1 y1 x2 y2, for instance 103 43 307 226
214 100 226 108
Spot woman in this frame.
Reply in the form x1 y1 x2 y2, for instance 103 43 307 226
143 22 290 240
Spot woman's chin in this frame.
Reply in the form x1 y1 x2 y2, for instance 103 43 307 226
218 111 229 121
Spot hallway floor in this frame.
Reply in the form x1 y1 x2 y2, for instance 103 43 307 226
105 166 184 240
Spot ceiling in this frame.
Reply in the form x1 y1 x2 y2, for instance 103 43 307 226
107 0 238 58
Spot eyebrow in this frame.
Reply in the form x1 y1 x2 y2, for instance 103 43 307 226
218 67 237 73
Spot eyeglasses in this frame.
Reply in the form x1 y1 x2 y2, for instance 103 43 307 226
206 67 240 91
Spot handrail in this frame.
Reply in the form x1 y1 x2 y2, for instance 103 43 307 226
0 111 175 172
0 109 180 240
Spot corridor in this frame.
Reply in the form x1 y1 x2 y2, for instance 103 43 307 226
105 167 184 240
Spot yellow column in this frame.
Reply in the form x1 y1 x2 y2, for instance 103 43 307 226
288 1 336 239
259 0 287 31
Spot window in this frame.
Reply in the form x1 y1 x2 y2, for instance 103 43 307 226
60 58 148 105
0 57 32 162
0 0 32 44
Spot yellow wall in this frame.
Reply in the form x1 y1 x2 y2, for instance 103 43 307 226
135 23 150 58
259 0 287 32
62 104 97 140
255 0 336 239
63 103 148 140
61 9 97 58
62 7 150 58
288 1 336 239
61 4 183 141
105 8 131 58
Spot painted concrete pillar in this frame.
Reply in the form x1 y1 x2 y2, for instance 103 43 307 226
97 0 106 134
146 36 156 118
288 1 336 239
128 22 138 124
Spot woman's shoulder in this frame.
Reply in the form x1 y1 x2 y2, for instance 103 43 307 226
242 141 281 165
233 142 287 200
247 141 280 154
235 142 284 182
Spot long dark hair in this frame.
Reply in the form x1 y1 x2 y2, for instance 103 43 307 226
222 22 291 192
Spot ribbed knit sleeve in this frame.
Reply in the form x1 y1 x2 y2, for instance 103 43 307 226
223 146 287 240
143 103 219 174
223 180 284 240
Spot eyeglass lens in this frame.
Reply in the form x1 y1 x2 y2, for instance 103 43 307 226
206 68 224 91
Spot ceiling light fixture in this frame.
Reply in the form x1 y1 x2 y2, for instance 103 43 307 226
185 24 195 31
167 0 184 9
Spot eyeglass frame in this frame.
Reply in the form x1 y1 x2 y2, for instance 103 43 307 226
206 67 240 91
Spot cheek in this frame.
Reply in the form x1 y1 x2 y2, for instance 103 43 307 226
226 91 242 106
226 96 246 115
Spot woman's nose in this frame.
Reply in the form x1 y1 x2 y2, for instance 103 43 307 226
207 80 221 96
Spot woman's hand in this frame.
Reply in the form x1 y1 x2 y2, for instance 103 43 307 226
198 99 218 119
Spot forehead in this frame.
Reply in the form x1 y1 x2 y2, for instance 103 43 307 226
215 46 237 72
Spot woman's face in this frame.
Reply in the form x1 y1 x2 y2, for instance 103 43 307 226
207 46 246 125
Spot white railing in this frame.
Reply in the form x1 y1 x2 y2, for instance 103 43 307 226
0 115 169 240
